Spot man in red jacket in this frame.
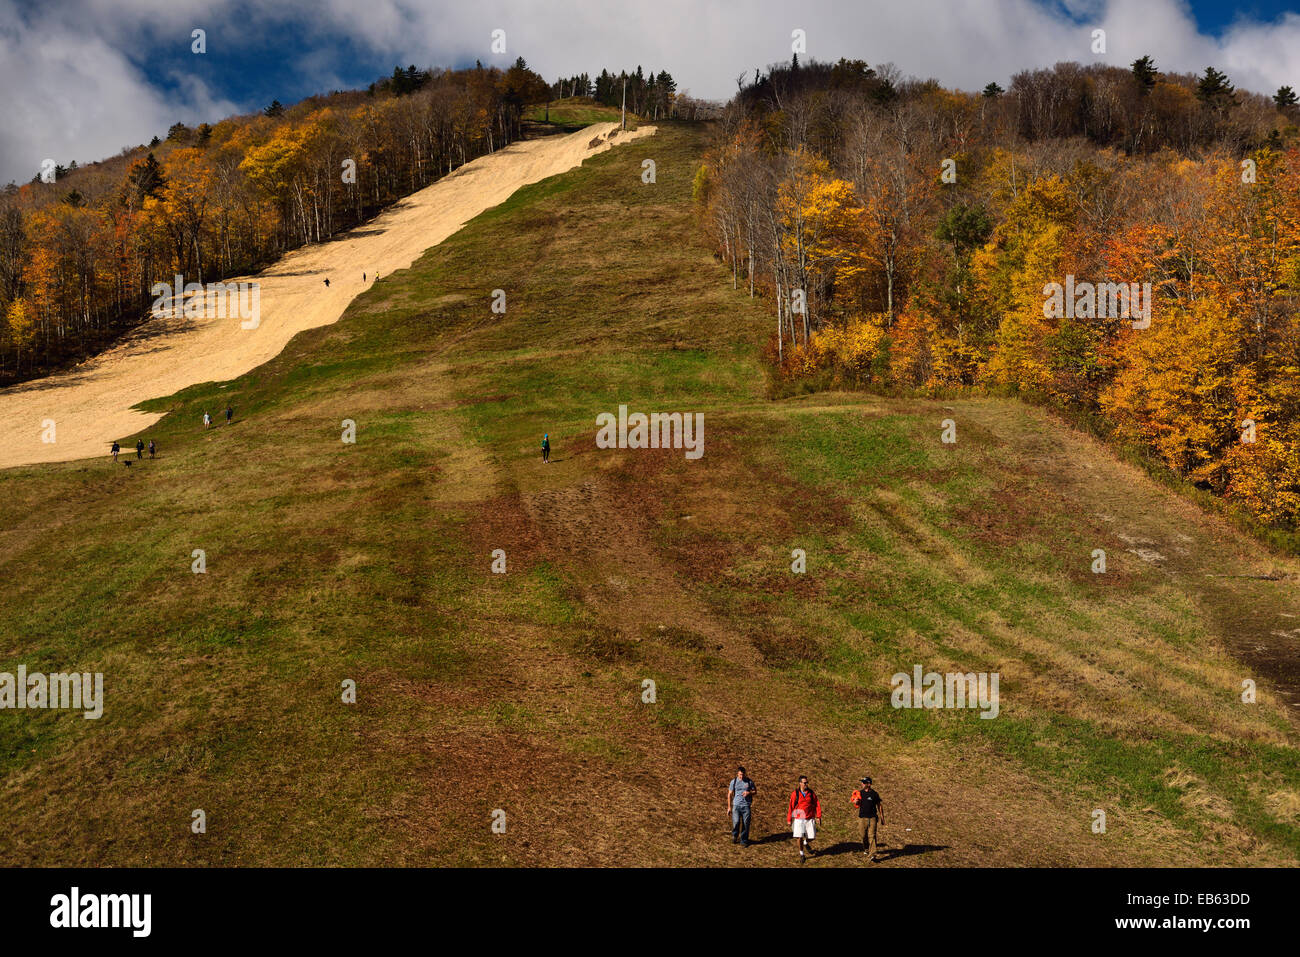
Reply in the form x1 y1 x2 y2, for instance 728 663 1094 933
787 775 822 864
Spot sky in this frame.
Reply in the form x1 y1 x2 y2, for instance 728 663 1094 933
2 0 1300 184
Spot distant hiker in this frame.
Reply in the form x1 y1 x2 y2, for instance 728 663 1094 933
542 433 550 464
148 439 156 459
727 766 757 847
110 441 120 463
136 439 144 459
323 277 330 288
852 776 885 861
363 272 366 282
787 775 822 863
203 411 211 429
225 405 233 424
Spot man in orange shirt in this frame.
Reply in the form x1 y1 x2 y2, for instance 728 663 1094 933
787 775 822 864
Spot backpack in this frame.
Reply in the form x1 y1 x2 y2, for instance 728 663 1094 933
790 788 816 817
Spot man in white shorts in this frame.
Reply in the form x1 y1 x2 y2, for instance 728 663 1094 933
787 775 822 864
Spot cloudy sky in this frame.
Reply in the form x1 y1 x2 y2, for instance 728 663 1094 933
3 0 1300 184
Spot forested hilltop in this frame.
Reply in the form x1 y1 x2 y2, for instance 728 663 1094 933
697 56 1300 530
0 57 637 384
548 66 714 120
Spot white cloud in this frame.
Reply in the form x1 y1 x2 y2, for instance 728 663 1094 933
4 0 1300 183
0 0 238 183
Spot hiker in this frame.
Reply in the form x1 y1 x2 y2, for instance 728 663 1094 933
203 411 211 429
136 439 144 459
323 277 330 288
363 272 366 282
727 766 757 847
110 441 120 463
148 439 156 459
225 405 233 425
852 776 885 861
542 433 550 464
787 775 822 863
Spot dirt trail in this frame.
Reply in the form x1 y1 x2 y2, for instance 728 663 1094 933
523 476 763 667
0 122 655 469
508 464 1201 866
968 400 1300 714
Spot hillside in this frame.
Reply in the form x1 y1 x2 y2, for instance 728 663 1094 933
1 122 1297 866
703 57 1300 536
0 122 654 467
525 97 627 131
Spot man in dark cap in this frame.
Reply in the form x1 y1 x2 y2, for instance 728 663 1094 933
852 776 884 861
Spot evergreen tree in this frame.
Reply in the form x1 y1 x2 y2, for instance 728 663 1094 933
1131 56 1158 93
1196 67 1234 104
126 152 165 204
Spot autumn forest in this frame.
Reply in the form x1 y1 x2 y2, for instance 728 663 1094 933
4 51 1300 532
0 58 561 383
696 56 1300 530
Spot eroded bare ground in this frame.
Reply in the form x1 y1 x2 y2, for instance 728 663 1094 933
965 400 1300 714
447 394 1298 866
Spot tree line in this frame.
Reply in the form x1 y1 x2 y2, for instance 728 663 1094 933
550 67 687 120
0 58 551 383
697 55 1300 529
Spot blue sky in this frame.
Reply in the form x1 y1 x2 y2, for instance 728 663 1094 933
3 0 1300 183
124 1 1300 121
1193 0 1296 30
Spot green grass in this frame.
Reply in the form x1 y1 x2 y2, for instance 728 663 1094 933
525 99 628 130
1 122 1297 867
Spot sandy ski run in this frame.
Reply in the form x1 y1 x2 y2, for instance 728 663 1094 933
0 121 654 469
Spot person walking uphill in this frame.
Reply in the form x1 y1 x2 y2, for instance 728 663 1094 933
787 775 822 863
541 433 550 464
135 439 144 459
727 766 757 847
852 776 885 861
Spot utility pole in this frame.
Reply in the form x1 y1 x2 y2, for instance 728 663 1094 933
621 76 627 131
